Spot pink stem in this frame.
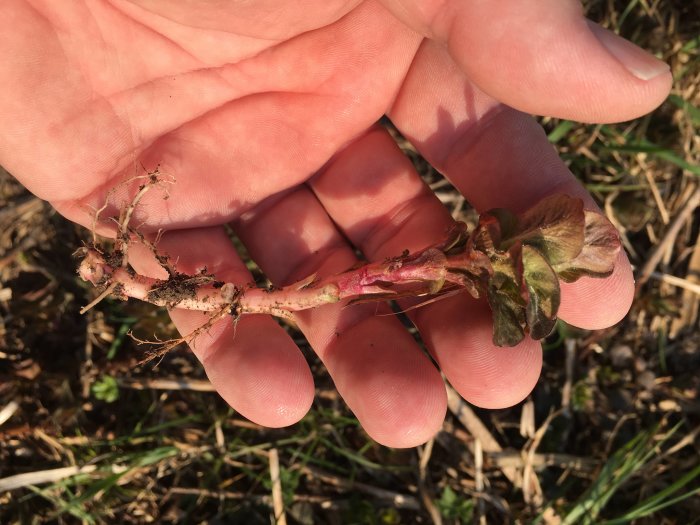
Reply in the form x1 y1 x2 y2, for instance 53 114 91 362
78 246 455 318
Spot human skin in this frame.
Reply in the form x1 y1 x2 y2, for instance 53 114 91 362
0 0 670 447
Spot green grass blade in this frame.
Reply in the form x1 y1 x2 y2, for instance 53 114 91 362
668 94 700 127
617 0 639 29
27 485 97 524
603 139 700 176
25 446 179 523
602 463 700 523
584 184 648 193
562 423 682 525
319 437 405 472
547 120 575 144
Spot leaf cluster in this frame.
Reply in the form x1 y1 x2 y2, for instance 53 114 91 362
468 195 621 346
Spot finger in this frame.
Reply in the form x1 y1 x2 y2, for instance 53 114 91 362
126 226 315 428
310 126 542 409
558 250 634 329
389 40 634 329
380 0 671 122
234 188 447 447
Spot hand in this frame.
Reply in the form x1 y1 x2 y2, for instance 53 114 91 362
0 0 670 447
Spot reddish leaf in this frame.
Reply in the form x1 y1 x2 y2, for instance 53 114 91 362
553 210 621 282
510 194 586 265
472 195 618 345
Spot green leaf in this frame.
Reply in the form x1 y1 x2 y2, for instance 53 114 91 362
553 210 621 282
522 245 561 339
91 375 119 403
487 248 527 347
436 486 474 521
488 288 526 346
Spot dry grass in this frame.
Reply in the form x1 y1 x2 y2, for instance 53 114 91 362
1 1 699 523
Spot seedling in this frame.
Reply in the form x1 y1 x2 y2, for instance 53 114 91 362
77 172 621 361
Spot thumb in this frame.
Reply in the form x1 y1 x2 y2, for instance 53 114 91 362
381 0 671 122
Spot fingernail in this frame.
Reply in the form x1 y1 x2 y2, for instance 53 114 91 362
588 21 670 81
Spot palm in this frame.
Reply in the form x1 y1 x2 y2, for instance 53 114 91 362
14 1 414 229
2 0 669 447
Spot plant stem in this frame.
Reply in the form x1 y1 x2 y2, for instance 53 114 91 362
76 188 621 348
78 245 480 320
